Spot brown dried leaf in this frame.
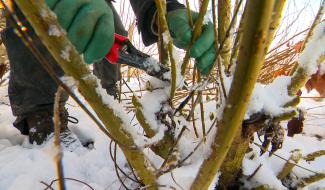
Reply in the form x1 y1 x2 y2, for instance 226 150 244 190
305 68 325 96
287 114 304 137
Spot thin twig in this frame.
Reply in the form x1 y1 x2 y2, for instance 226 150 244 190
205 0 244 78
158 117 219 176
186 93 202 121
159 126 187 172
53 87 65 190
191 67 199 138
181 0 210 76
41 181 54 190
247 164 262 181
171 172 185 190
41 178 94 190
300 1 325 51
198 87 206 139
174 0 244 115
109 141 140 186
112 141 132 190
306 104 325 110
253 142 322 175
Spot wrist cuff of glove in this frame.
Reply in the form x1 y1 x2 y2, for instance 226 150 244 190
150 2 186 36
139 1 184 46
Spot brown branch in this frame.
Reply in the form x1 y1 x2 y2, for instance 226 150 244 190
53 87 65 190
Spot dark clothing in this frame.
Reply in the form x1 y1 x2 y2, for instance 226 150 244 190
2 0 184 134
129 0 185 45
2 1 127 116
2 19 68 116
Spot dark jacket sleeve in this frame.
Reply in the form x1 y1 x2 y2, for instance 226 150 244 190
129 0 185 46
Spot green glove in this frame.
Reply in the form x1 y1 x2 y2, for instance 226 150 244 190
45 0 115 64
167 9 215 75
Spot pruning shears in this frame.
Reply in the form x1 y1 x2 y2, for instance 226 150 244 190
105 34 170 81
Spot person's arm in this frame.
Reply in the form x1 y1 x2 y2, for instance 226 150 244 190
130 0 215 75
129 0 185 45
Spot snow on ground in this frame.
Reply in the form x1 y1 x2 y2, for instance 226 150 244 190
242 88 325 190
0 81 132 190
0 77 325 190
298 89 325 139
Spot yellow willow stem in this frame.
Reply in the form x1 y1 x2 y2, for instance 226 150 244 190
190 0 275 189
132 95 174 159
218 0 232 68
228 0 247 72
304 150 325 162
154 0 177 100
287 1 324 82
265 0 287 50
181 0 210 76
277 150 302 180
298 173 325 188
301 1 325 52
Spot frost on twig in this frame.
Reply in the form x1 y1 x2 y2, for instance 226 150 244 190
48 24 65 37
60 46 71 62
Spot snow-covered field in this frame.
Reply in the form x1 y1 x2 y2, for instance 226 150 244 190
0 82 130 190
0 1 324 188
0 76 324 190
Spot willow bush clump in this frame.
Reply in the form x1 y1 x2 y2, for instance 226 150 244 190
13 0 325 189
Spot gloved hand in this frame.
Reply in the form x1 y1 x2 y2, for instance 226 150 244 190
167 9 215 75
45 0 114 64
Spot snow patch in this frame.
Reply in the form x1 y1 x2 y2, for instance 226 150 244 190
139 88 169 131
60 46 71 62
40 9 57 20
44 143 61 159
203 12 212 25
91 74 160 148
60 75 78 90
143 57 161 73
162 31 171 48
298 22 325 75
48 25 65 37
247 76 295 118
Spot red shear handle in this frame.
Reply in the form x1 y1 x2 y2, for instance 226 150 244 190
105 33 128 64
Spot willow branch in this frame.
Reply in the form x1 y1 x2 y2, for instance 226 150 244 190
53 87 65 190
181 0 210 76
265 0 287 50
154 0 178 100
218 0 232 68
190 1 275 189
